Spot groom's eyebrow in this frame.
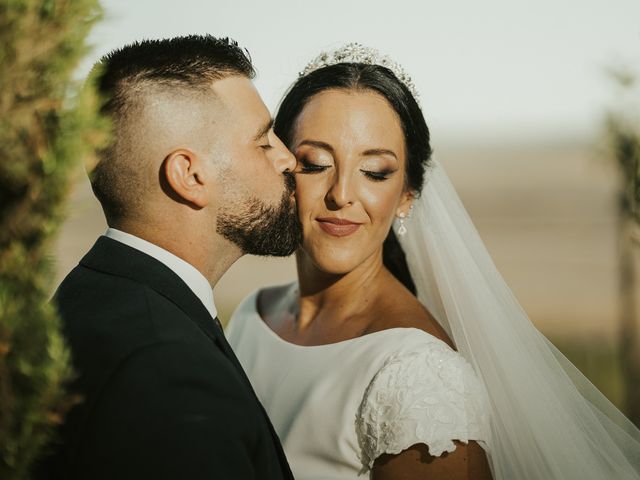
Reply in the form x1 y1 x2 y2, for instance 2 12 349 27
253 119 274 141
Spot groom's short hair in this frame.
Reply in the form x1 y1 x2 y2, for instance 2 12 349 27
89 35 255 225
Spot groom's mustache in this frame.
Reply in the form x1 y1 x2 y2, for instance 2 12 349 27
283 171 296 195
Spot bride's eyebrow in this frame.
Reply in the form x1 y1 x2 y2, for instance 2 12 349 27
362 148 397 160
298 139 334 153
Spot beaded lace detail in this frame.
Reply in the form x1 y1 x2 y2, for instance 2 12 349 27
355 337 490 472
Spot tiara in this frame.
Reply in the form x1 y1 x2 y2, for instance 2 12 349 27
300 43 420 103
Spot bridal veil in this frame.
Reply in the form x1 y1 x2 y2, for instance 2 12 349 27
397 160 640 478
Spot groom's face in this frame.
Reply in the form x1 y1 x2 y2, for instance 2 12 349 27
211 76 302 256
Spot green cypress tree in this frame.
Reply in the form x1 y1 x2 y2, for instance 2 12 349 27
607 68 640 427
0 1 105 477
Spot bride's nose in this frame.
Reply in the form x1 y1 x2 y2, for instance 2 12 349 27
325 170 355 209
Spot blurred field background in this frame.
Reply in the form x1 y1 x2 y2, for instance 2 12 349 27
55 137 631 408
53 0 639 414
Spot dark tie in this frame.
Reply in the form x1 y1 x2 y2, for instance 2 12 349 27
212 316 224 333
210 317 294 479
211 317 246 376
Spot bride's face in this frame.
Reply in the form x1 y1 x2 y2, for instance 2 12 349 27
290 89 413 274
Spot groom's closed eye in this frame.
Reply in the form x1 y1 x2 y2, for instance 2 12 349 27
260 134 274 150
254 118 274 144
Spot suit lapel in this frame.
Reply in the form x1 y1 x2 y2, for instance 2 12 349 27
80 236 227 351
80 237 294 479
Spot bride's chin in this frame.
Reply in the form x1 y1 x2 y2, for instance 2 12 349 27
298 247 362 277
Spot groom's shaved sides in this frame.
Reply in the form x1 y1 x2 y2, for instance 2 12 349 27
90 35 255 225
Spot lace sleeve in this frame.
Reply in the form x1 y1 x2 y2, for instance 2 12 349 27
355 338 490 472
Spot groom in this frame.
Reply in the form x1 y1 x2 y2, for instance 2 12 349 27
39 36 300 479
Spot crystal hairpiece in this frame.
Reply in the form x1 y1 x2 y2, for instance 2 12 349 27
300 43 420 103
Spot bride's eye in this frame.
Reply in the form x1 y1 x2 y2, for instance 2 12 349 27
297 158 330 174
361 169 395 181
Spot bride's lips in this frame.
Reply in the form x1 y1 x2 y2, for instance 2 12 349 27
316 217 362 237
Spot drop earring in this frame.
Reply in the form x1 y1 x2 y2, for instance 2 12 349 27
397 212 407 236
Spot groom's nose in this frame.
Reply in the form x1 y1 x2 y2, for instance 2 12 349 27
270 133 297 173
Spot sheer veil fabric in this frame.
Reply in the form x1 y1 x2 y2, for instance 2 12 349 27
396 160 640 479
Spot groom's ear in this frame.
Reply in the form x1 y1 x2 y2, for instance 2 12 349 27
162 149 209 208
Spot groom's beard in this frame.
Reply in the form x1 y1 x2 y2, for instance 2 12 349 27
216 172 302 256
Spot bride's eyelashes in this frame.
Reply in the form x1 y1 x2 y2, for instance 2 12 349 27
297 158 331 174
297 158 396 182
361 168 396 182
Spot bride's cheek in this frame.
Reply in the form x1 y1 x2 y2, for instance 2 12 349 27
294 178 313 206
300 179 327 210
360 187 393 222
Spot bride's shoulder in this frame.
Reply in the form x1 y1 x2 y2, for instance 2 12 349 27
232 282 295 315
255 281 297 322
368 285 454 349
227 282 295 334
257 282 294 311
356 324 491 472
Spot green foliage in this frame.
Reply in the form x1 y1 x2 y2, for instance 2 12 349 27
606 66 640 427
607 69 640 226
0 0 105 477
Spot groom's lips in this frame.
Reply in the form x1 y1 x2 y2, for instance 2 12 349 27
316 217 362 237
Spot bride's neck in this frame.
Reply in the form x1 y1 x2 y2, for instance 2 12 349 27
294 250 390 329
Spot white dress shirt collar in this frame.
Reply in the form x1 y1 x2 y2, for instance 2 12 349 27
104 228 217 320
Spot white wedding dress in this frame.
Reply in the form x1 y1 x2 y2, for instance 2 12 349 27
226 283 491 479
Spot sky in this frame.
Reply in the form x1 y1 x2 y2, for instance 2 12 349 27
80 0 640 145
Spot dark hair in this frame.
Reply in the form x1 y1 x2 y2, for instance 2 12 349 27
274 63 433 295
96 35 255 117
90 35 255 224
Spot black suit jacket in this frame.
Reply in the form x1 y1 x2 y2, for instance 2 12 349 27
38 237 293 480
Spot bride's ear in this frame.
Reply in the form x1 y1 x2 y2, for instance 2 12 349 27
396 190 415 218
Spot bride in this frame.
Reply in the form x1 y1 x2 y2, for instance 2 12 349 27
226 44 640 479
